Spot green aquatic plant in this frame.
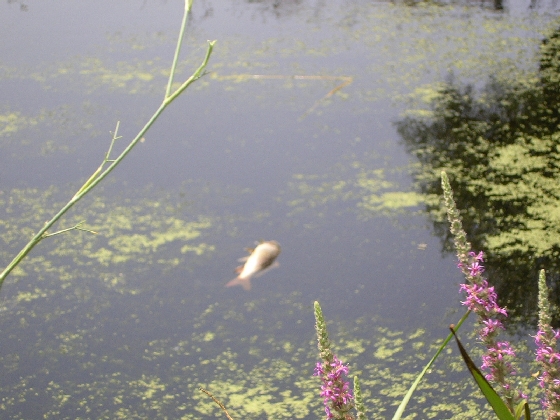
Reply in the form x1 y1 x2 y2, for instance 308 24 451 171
309 173 558 420
0 0 215 289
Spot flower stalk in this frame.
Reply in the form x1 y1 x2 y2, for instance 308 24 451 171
534 269 560 419
353 376 366 420
314 301 356 420
441 171 524 412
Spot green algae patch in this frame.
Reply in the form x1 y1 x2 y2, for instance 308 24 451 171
284 165 425 220
77 57 159 94
0 104 100 163
2 2 554 108
397 22 560 323
359 191 425 214
90 217 214 267
15 288 49 303
0 110 39 137
0 185 216 297
0 290 544 419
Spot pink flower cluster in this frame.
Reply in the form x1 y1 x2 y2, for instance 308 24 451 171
459 279 507 318
481 341 517 382
534 327 560 417
314 355 354 419
458 252 507 323
457 251 522 403
533 269 560 418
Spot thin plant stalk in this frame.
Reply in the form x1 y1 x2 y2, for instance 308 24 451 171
314 301 356 420
353 376 366 420
535 269 560 418
391 310 470 420
166 0 194 98
0 0 215 288
441 171 522 410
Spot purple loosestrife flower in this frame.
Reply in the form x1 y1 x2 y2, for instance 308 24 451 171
314 301 355 420
441 172 524 412
534 269 560 419
314 356 354 419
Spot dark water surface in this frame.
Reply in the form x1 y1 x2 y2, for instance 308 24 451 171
0 1 558 418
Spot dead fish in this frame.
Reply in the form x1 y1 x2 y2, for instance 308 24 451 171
225 240 281 291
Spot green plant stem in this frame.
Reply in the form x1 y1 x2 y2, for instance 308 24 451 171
391 310 471 420
43 221 97 238
72 121 121 199
354 375 366 420
0 2 215 288
166 0 194 98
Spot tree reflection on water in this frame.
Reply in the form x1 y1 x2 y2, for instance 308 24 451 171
397 23 560 329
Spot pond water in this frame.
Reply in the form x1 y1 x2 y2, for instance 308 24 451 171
0 0 558 418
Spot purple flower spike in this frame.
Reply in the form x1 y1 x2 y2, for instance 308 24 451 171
314 354 354 419
534 270 560 419
441 172 525 412
457 251 520 406
314 302 356 420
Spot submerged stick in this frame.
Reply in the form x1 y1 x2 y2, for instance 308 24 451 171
213 73 353 118
199 387 235 420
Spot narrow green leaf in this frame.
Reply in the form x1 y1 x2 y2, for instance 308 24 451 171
514 400 530 420
450 328 516 420
391 311 470 420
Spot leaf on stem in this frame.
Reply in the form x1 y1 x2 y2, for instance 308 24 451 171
391 310 470 420
450 328 518 420
42 221 97 238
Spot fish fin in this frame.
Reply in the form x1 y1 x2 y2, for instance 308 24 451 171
234 265 244 274
237 256 249 263
225 277 251 291
253 261 280 278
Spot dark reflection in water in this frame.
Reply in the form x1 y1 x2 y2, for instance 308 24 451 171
397 24 560 328
7 0 27 12
221 0 547 14
225 0 557 14
3 0 559 15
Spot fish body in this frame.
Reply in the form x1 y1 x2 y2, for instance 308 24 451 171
225 240 281 290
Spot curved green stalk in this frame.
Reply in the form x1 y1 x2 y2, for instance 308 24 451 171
0 1 215 288
165 0 194 98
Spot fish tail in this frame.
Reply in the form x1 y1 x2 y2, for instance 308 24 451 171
225 277 251 291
